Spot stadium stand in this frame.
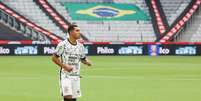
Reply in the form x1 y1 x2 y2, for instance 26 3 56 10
0 8 29 40
35 0 89 41
160 0 192 25
0 0 157 42
2 0 66 39
35 0 70 32
62 1 156 42
0 0 200 43
159 0 201 42
176 5 201 42
59 0 113 3
73 21 155 42
113 0 150 16
0 3 46 42
0 1 62 44
48 0 72 23
0 22 29 40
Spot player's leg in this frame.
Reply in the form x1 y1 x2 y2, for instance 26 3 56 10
60 74 74 101
64 96 77 101
61 76 80 101
63 97 76 101
71 76 81 100
72 98 76 101
63 98 76 101
63 95 74 101
62 79 77 101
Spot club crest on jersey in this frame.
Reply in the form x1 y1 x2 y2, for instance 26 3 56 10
76 5 135 18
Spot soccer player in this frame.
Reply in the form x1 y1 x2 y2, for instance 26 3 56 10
52 24 92 101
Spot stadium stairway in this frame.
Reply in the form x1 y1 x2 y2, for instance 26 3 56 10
145 0 168 37
48 0 72 22
35 0 70 32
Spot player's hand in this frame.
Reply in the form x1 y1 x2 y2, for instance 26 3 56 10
81 58 92 67
86 61 92 66
61 64 73 72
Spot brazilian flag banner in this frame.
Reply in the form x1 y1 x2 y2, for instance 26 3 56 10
64 3 150 21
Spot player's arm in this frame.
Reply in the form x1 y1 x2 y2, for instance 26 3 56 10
52 54 73 72
80 44 92 66
81 57 92 66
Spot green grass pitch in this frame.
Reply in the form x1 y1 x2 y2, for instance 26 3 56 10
0 56 201 101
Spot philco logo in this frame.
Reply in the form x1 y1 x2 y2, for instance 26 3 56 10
97 47 114 54
77 5 135 18
0 47 10 54
44 47 56 54
159 47 170 55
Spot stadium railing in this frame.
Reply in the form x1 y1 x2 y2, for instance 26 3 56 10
35 0 70 32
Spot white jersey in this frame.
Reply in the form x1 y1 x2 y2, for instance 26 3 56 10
54 39 86 76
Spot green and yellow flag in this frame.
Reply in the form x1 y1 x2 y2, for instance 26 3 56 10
64 3 150 21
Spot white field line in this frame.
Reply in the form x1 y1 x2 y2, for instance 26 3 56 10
85 75 201 81
0 75 201 81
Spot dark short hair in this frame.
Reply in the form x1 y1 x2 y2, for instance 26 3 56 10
67 24 78 34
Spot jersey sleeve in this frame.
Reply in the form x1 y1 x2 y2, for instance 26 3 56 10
54 42 64 57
